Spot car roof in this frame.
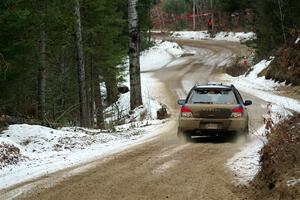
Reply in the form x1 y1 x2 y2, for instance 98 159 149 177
194 83 233 89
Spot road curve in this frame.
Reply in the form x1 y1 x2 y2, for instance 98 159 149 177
2 39 267 200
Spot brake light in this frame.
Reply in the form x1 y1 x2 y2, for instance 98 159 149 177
181 106 193 118
231 106 244 118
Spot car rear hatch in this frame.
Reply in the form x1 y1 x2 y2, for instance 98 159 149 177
186 104 238 119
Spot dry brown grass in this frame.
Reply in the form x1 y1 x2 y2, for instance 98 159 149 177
247 113 300 200
0 114 8 133
0 142 28 169
225 63 250 77
263 37 300 85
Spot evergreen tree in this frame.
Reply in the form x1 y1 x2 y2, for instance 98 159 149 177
0 0 158 127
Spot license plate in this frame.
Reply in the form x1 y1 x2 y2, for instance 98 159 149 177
205 123 218 129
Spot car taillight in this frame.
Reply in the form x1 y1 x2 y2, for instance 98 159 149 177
181 106 193 118
231 106 244 118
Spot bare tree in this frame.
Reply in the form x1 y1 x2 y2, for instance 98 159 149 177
277 0 286 42
37 0 46 123
154 6 164 31
210 0 214 31
94 80 104 128
192 0 196 30
74 0 89 127
128 0 143 110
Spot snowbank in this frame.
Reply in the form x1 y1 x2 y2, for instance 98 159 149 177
171 31 256 42
105 73 162 125
222 58 300 185
227 104 291 184
221 59 300 112
140 40 185 71
0 121 170 189
213 32 256 42
106 41 180 123
171 31 210 40
106 40 186 125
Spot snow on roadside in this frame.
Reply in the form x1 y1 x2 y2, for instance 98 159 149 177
222 58 300 185
171 31 210 40
105 40 186 125
140 40 186 72
221 59 300 112
0 121 169 189
287 179 300 187
213 32 256 42
105 72 164 126
0 40 184 190
227 104 291 185
171 31 256 42
227 126 265 185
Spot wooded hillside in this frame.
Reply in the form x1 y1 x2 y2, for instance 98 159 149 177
0 0 155 127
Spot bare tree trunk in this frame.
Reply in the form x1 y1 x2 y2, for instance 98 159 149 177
89 55 94 127
37 0 46 123
192 0 196 30
74 0 89 127
128 0 143 110
59 47 66 110
154 7 162 31
277 0 286 42
196 2 203 30
210 0 214 31
94 80 104 129
105 76 119 105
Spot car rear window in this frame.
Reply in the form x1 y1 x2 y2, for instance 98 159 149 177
188 88 238 104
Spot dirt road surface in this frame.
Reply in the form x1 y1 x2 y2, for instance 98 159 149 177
1 39 267 200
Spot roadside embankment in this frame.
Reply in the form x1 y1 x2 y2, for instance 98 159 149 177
247 113 300 200
261 37 300 85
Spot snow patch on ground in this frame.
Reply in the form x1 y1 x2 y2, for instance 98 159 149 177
106 40 186 126
0 121 170 189
221 59 300 112
172 31 210 40
287 179 300 187
171 31 256 42
227 127 265 184
105 73 162 125
213 32 256 42
222 58 300 185
227 105 291 184
140 40 186 72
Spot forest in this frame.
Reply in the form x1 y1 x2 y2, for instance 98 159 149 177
0 0 299 128
0 0 155 128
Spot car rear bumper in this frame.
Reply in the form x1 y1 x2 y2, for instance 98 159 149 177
179 117 247 133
